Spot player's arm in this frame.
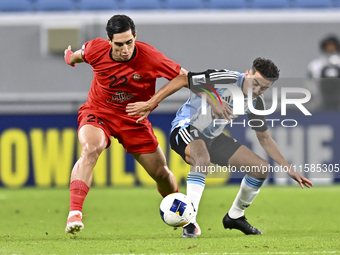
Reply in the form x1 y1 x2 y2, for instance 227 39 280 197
131 68 189 109
255 130 313 189
126 72 189 122
126 69 234 123
179 67 188 75
143 70 190 107
139 67 189 109
64 45 84 67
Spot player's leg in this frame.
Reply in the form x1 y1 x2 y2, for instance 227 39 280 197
228 145 269 218
131 145 178 196
115 114 178 196
170 126 210 238
120 116 202 236
182 140 209 238
66 124 107 235
71 124 107 186
223 145 269 235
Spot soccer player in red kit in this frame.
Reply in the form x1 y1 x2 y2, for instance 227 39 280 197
64 14 187 235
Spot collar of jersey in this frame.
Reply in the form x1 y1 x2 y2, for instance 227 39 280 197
109 46 137 63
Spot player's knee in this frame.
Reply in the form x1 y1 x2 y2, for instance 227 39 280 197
81 143 104 165
152 165 171 182
262 161 270 177
252 160 270 179
194 153 210 169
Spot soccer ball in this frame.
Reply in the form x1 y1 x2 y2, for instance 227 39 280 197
159 193 195 227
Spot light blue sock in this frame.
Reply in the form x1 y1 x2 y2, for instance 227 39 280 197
228 175 264 219
187 171 206 223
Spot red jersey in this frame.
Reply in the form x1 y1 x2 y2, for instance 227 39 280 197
81 38 181 111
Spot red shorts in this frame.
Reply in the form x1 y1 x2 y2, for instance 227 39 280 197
78 104 158 154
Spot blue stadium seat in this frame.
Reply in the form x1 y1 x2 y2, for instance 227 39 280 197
0 0 32 12
167 0 205 9
295 0 333 8
35 0 76 11
209 0 247 9
252 0 290 8
79 0 118 11
122 0 161 10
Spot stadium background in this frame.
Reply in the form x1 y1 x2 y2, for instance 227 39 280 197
0 0 340 188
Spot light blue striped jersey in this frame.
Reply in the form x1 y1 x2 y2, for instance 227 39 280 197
171 69 267 139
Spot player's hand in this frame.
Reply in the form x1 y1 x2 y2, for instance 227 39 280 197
287 168 313 188
64 45 72 54
126 101 151 123
210 101 235 123
64 45 76 67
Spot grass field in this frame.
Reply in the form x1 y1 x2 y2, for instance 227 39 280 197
0 185 339 255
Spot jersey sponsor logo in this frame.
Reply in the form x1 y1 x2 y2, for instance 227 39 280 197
106 91 135 103
132 73 142 81
192 74 206 85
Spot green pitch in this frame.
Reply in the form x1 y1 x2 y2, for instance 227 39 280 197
0 185 339 255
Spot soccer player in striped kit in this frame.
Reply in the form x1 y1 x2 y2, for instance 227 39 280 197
127 57 313 238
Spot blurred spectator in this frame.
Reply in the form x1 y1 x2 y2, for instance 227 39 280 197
307 35 340 110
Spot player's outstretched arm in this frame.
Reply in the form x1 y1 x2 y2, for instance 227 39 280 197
256 130 313 189
126 73 189 123
64 45 84 67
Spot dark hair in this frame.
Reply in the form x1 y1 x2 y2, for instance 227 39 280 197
251 57 280 81
320 35 340 53
106 14 136 41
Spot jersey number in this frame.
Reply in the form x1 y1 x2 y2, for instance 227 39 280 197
86 114 104 124
190 129 199 138
109 75 127 88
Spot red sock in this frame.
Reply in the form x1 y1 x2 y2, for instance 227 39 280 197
69 180 90 212
158 186 179 198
